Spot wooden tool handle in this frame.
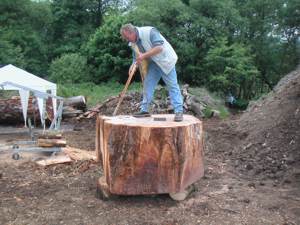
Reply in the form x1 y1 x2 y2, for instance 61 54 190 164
113 63 137 116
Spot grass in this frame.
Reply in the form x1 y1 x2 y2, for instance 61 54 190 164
57 81 143 107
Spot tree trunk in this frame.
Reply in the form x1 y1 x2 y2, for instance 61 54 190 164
96 114 204 195
0 96 53 125
63 96 86 110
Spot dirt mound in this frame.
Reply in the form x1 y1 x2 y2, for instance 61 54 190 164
232 66 300 181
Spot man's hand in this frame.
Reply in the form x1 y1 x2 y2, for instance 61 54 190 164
136 53 146 65
136 46 163 65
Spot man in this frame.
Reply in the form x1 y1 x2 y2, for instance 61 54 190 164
120 23 184 122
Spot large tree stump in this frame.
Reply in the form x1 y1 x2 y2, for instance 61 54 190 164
96 114 204 197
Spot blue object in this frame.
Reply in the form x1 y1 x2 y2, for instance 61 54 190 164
140 61 183 113
227 93 236 104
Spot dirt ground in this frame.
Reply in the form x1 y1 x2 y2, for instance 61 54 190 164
0 67 299 225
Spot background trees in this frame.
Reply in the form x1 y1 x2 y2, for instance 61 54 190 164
0 0 299 101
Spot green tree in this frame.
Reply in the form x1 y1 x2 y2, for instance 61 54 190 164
276 0 300 74
49 0 127 59
49 53 88 83
85 14 131 83
0 39 25 67
204 38 259 99
0 0 52 75
233 0 299 91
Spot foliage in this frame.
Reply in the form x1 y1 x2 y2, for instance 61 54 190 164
57 81 142 107
0 0 52 75
49 53 88 84
203 37 259 99
234 98 249 110
85 14 131 83
0 40 25 67
233 0 299 90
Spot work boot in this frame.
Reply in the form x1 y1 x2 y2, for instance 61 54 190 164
174 112 183 122
133 111 151 118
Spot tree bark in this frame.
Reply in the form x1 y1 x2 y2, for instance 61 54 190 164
96 114 204 195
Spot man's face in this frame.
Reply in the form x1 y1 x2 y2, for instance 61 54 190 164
122 30 137 43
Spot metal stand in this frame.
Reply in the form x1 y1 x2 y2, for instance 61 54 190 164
11 118 61 160
12 145 61 160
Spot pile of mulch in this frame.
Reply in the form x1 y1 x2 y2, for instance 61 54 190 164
230 66 300 181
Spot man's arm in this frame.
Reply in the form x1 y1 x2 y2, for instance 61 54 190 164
136 46 162 64
136 28 164 65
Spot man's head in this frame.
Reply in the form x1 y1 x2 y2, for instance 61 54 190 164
120 24 137 43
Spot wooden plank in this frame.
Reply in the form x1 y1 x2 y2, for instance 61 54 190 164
37 138 67 147
62 146 96 161
37 133 62 139
35 155 72 167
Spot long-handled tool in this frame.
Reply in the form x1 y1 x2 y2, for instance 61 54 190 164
113 63 138 116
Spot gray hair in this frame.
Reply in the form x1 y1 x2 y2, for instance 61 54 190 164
120 23 136 35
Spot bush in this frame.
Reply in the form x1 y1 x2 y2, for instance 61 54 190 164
234 98 249 110
57 81 142 107
49 53 88 83
85 14 131 84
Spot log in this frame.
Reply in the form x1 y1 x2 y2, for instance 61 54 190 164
0 96 54 125
96 114 204 196
37 138 67 147
37 132 62 139
63 96 86 110
62 107 83 118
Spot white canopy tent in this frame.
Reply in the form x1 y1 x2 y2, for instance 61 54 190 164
0 64 58 127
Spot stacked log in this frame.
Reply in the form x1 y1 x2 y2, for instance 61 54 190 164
0 95 87 124
63 95 86 110
62 96 86 118
37 131 66 147
0 96 54 125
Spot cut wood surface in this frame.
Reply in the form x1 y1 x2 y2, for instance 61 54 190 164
96 114 204 195
62 146 96 161
35 154 72 166
37 138 67 147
